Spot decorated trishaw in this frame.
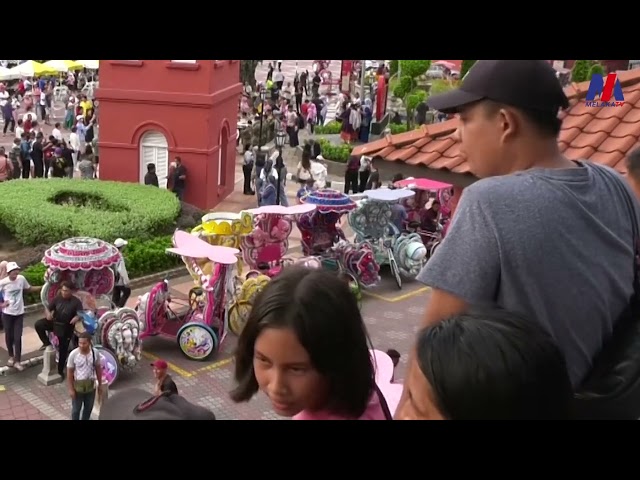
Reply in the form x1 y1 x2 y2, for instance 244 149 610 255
226 204 319 336
348 189 427 289
393 178 453 259
191 211 254 274
135 230 239 361
297 189 380 289
241 204 318 277
41 237 143 386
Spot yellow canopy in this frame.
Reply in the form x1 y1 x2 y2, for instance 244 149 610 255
43 60 84 73
10 60 57 77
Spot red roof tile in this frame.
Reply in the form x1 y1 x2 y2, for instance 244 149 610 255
353 68 640 176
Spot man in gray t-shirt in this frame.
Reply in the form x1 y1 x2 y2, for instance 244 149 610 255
411 60 639 388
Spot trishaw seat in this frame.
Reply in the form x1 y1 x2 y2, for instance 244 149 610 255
73 290 98 312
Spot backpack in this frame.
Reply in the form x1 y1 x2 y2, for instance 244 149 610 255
573 164 640 419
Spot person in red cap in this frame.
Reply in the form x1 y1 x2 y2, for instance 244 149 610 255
151 360 178 396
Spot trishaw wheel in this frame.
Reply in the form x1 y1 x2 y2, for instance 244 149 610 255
229 302 252 336
388 249 402 290
95 346 120 386
177 323 218 361
429 241 440 259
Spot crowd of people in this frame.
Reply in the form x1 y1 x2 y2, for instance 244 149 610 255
5 60 640 420
0 75 99 181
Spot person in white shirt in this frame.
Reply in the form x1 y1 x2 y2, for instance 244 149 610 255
0 262 42 370
51 122 63 141
39 89 47 122
310 155 328 189
112 239 131 308
67 332 104 420
14 119 24 140
0 86 8 108
69 126 81 169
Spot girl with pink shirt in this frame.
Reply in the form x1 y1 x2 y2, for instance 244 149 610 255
231 267 393 420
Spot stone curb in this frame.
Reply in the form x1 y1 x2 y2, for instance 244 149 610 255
0 355 43 377
22 266 189 314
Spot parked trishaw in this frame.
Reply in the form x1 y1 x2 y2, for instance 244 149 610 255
221 204 316 336
393 178 454 259
136 230 239 361
297 189 380 289
190 211 254 274
241 204 317 277
348 189 427 289
41 237 142 386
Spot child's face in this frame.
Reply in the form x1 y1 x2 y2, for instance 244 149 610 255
394 356 445 421
253 327 328 417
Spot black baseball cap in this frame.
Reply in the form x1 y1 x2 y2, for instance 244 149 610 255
428 60 570 114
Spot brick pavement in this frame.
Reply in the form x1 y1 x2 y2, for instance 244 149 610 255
0 276 429 420
255 60 344 123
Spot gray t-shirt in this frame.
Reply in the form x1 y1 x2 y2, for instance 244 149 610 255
417 161 638 387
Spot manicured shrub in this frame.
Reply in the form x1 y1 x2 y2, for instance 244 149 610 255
314 120 342 135
316 138 353 163
0 179 181 246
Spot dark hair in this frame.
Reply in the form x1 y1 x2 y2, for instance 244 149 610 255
483 100 562 138
147 163 156 171
301 144 312 171
77 332 92 341
59 280 74 290
231 267 375 418
415 307 572 420
627 147 640 178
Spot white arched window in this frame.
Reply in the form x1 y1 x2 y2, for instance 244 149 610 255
139 131 169 189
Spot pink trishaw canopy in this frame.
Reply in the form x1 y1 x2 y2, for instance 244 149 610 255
42 237 122 271
393 178 452 191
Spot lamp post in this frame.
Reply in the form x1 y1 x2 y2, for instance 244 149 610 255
257 88 267 156
274 129 287 206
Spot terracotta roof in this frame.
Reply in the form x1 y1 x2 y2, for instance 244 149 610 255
354 68 640 176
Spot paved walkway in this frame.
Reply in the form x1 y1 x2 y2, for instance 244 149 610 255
0 275 430 420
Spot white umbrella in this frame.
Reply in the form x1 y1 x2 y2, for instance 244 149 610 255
0 66 20 81
76 60 99 69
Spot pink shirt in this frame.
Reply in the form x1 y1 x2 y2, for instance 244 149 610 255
292 390 388 420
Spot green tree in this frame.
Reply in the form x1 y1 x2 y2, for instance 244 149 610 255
389 60 399 76
571 60 594 83
588 62 606 78
240 60 262 89
392 60 430 129
460 60 476 79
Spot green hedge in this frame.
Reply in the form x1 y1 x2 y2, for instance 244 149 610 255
314 120 342 135
0 179 181 246
21 235 182 305
316 138 353 163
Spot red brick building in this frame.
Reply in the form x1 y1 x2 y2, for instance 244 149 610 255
353 68 640 185
96 60 242 210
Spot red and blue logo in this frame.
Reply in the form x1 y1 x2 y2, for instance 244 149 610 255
585 73 625 107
